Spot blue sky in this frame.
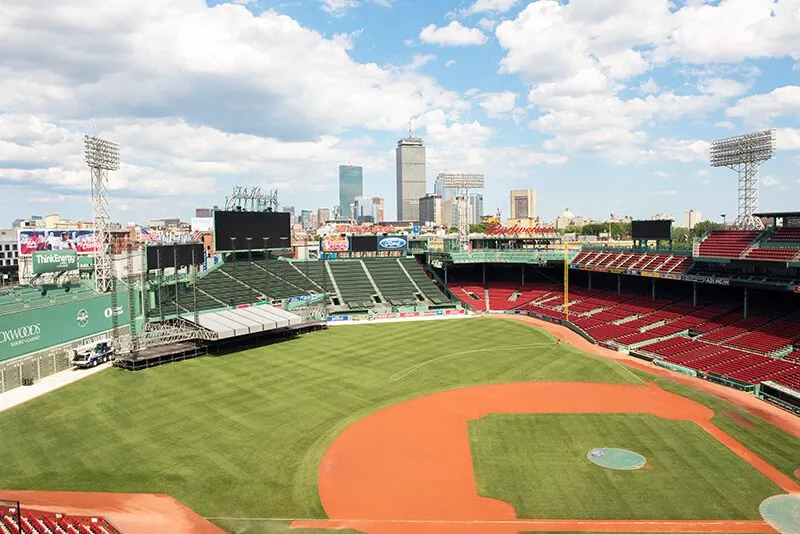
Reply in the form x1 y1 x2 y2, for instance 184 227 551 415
0 0 798 226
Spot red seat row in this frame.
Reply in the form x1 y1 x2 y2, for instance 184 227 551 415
697 230 760 258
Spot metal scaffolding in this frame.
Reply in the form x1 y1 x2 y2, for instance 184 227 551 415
710 129 777 231
84 135 120 293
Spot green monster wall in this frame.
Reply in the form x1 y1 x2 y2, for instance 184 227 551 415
0 292 133 363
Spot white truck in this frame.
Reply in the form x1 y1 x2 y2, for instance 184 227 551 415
72 339 115 369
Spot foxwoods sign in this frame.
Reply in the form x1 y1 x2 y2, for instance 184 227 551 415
32 250 78 274
0 323 42 348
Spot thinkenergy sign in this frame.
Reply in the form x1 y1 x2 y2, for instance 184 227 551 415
32 250 78 274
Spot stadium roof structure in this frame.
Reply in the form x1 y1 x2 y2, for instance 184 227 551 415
753 211 800 218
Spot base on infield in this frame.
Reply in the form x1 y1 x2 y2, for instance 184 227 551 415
759 493 800 534
586 448 647 471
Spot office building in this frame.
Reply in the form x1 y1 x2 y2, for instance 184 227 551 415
469 193 484 225
339 165 363 220
652 213 673 221
195 208 212 218
317 208 331 226
0 228 20 280
441 199 455 228
299 210 313 230
419 194 443 226
353 196 385 224
396 136 426 222
684 210 701 230
509 189 536 220
282 206 296 225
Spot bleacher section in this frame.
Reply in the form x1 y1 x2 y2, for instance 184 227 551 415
461 279 800 392
570 250 691 274
0 506 120 534
159 257 450 314
398 257 448 304
697 230 760 259
745 227 800 262
363 258 419 306
0 283 98 316
328 261 377 309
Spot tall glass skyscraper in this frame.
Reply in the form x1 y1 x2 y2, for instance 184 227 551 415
339 165 363 220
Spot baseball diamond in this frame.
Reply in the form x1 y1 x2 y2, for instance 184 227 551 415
1 316 800 534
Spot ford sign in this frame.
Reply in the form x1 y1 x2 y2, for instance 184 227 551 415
378 237 407 250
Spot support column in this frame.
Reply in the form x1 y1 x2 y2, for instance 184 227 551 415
617 274 621 294
521 265 525 286
693 282 697 307
743 288 749 319
588 272 592 290
651 279 656 300
444 265 448 286
482 263 486 287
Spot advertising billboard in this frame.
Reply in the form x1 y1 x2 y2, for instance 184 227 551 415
350 235 378 253
377 236 408 251
0 292 131 362
146 243 205 270
631 220 672 240
17 229 99 257
321 235 349 252
213 211 292 252
191 217 213 232
31 250 78 274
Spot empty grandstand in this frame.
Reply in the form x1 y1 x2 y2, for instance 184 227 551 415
154 255 451 315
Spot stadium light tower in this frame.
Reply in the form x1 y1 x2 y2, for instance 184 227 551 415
710 129 776 231
85 135 120 293
439 171 485 251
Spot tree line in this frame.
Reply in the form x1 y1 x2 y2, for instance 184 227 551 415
451 221 725 244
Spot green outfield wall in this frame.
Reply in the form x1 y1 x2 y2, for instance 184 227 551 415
0 291 134 363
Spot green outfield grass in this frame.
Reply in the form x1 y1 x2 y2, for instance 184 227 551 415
469 413 780 520
0 318 797 534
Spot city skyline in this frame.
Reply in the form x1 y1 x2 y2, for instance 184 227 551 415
0 0 798 225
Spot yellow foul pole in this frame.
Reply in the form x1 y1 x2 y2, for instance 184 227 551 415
563 243 569 321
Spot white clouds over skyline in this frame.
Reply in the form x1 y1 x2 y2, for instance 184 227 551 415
0 0 799 224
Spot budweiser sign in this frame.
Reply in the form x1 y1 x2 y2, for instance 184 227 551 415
485 224 556 236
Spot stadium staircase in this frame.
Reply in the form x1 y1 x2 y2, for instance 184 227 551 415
360 261 385 302
363 258 421 307
398 257 449 305
743 227 800 262
328 261 380 310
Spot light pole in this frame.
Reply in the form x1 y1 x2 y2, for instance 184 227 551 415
721 214 727 229
262 237 270 301
230 237 237 306
246 237 253 302
84 135 120 293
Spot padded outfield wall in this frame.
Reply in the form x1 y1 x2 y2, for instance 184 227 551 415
0 290 137 393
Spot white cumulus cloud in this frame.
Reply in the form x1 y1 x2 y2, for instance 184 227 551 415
419 21 488 46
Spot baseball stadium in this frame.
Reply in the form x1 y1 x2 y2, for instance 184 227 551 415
1 134 800 534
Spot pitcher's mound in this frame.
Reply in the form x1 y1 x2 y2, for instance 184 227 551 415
587 448 646 471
